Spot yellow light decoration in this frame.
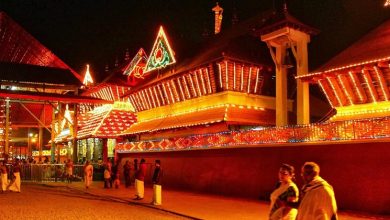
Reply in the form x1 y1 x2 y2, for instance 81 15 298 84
188 74 197 97
326 77 343 106
254 67 260 94
240 65 244 91
199 69 207 95
247 67 252 93
157 84 166 105
362 69 377 103
225 61 229 90
296 56 390 79
233 62 237 90
337 74 354 105
330 101 390 121
147 88 155 108
182 75 191 99
385 0 390 7
205 68 212 94
218 63 223 88
177 78 186 100
194 72 202 97
348 71 365 103
374 66 390 101
160 83 169 104
167 82 176 104
318 80 335 108
83 64 94 86
153 86 162 106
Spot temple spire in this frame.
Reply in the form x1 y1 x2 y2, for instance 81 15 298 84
83 64 93 86
212 2 223 34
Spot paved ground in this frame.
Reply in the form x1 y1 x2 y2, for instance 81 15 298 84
1 181 389 220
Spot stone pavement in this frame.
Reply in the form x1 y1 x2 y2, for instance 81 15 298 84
41 181 389 220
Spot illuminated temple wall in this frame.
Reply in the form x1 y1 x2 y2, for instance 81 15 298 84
118 141 390 215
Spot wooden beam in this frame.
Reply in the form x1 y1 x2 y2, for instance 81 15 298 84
337 73 356 105
348 71 367 104
362 69 379 103
373 66 390 101
326 76 347 107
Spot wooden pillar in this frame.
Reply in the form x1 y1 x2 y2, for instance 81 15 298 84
275 45 288 126
72 103 78 163
102 138 108 163
296 40 310 124
51 104 56 162
4 99 10 159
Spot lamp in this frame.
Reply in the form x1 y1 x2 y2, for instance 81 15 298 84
282 50 294 69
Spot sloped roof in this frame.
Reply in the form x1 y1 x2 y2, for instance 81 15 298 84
0 11 81 81
0 62 81 85
312 18 390 74
77 105 136 138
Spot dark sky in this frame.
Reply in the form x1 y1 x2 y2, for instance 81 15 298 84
1 0 389 81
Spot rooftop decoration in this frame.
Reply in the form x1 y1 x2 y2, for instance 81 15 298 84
116 116 390 153
83 64 94 86
123 48 148 86
77 102 137 139
212 2 223 34
144 26 176 73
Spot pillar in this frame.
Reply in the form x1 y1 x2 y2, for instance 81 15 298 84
275 45 288 126
296 40 310 124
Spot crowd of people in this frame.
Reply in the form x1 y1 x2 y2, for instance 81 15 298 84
2 156 337 216
269 162 338 220
83 158 163 205
0 159 21 193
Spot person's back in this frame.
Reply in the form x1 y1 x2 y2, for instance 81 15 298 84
136 161 147 181
297 162 337 220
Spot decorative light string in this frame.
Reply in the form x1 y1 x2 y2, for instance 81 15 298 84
205 68 212 94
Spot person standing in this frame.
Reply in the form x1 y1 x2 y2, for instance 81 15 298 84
8 159 21 193
103 161 111 189
297 162 338 220
123 160 131 188
0 161 8 192
83 161 94 189
134 158 146 200
65 159 74 183
269 164 299 220
152 160 163 205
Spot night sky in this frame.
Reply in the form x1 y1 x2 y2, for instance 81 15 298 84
1 0 389 81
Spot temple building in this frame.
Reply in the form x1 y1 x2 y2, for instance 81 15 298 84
113 4 389 215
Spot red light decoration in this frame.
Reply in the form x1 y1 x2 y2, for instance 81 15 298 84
144 26 176 73
116 116 390 153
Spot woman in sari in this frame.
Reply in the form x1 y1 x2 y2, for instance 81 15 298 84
83 161 93 189
269 164 299 220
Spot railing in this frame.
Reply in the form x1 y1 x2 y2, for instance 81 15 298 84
116 116 390 153
4 164 104 182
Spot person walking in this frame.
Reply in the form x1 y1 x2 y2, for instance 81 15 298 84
123 160 131 188
103 161 111 189
269 164 299 220
65 159 74 183
8 159 21 193
152 160 163 205
0 161 8 192
297 162 338 220
83 160 94 189
134 158 146 200
112 160 120 189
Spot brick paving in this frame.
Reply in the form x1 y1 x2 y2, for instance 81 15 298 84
1 181 389 220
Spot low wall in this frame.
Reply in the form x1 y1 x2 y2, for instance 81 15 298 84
118 141 390 215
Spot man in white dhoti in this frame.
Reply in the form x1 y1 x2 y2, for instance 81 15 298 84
0 161 8 192
152 160 163 205
83 161 93 189
7 160 21 193
134 158 146 200
297 162 338 220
